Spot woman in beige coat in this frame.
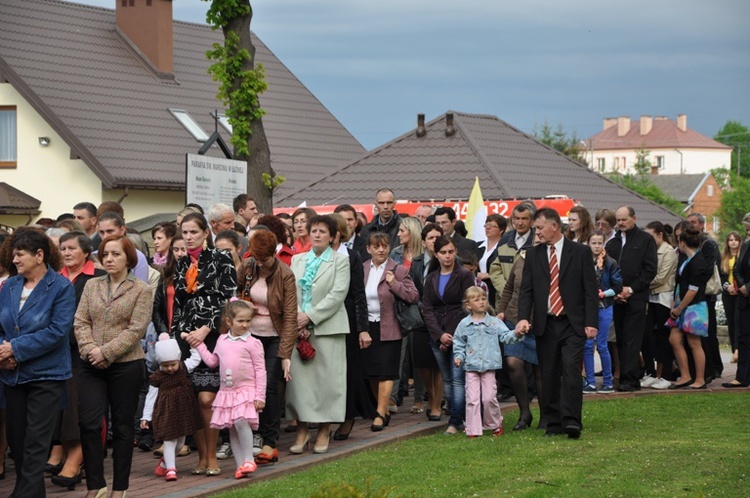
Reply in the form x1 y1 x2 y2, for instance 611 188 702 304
287 216 350 455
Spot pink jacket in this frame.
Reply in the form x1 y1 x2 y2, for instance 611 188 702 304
363 258 419 341
196 334 267 403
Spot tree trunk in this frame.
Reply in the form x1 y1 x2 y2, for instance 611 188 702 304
223 2 274 212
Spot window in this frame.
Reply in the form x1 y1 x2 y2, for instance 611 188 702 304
168 108 209 142
707 185 714 197
614 157 620 170
0 106 17 168
656 155 664 169
597 158 605 172
713 217 720 233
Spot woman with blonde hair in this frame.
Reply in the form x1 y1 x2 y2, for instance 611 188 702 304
390 216 423 270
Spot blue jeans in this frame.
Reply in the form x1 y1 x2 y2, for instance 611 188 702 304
584 306 613 387
431 341 465 428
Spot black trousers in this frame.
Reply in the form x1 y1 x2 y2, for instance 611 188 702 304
705 299 723 377
723 292 738 350
255 335 281 448
646 302 674 375
536 315 585 431
734 304 750 385
5 380 65 498
78 360 144 491
614 298 648 389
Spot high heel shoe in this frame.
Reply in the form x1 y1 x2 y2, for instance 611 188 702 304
313 432 331 454
51 471 83 491
289 433 311 454
333 420 354 441
371 412 387 432
513 415 533 431
44 461 63 475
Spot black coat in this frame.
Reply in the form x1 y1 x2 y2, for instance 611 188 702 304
422 265 475 343
733 240 750 310
675 250 708 304
518 238 599 336
605 226 657 300
344 248 369 333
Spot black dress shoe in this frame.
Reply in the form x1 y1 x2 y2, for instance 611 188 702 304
722 382 748 388
513 415 532 431
543 427 565 437
669 380 694 390
51 472 82 491
44 462 63 475
564 425 581 439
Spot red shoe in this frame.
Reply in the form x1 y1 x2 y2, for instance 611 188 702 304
165 468 177 482
255 448 279 465
234 460 257 479
154 458 167 477
492 426 505 437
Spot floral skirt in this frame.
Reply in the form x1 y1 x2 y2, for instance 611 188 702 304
666 286 708 338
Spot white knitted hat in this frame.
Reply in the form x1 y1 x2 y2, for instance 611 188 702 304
155 333 181 364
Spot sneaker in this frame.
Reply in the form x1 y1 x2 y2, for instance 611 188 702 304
598 385 614 394
216 442 232 460
651 377 672 390
252 434 263 457
640 375 658 388
582 384 597 394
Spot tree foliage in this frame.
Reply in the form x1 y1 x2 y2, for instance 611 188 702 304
633 148 651 176
717 172 750 236
606 172 684 215
203 0 283 211
714 120 750 178
532 120 587 164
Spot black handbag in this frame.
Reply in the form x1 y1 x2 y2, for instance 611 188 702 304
394 297 424 335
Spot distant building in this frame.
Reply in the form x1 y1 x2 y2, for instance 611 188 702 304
0 0 364 227
585 115 732 176
649 172 723 235
279 111 682 225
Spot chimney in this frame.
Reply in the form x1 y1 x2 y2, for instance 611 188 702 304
445 113 455 137
116 0 174 75
617 116 631 137
677 114 687 132
416 114 426 138
640 115 653 136
603 117 617 130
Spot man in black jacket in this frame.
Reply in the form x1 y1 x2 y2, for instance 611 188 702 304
360 188 401 249
434 206 479 256
605 206 657 391
335 204 370 262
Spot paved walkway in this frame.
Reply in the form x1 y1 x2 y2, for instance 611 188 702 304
0 352 742 497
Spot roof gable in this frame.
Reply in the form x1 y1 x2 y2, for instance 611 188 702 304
648 173 709 203
0 0 365 196
280 111 682 224
588 119 731 151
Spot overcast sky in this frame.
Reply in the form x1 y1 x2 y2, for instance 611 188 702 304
74 0 750 150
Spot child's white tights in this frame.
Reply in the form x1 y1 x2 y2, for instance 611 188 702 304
162 436 185 470
229 420 254 468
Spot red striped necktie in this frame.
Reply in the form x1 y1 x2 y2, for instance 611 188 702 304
549 245 564 316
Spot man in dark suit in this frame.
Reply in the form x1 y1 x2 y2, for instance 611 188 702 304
434 206 479 256
605 206 657 392
516 208 598 439
335 204 370 262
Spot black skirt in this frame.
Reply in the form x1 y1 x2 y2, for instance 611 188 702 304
361 321 402 380
412 328 439 370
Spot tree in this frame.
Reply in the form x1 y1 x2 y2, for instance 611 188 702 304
606 172 683 215
633 148 652 176
714 120 750 178
716 172 750 236
532 120 587 165
204 0 283 212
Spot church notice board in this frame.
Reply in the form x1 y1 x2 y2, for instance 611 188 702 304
185 154 246 212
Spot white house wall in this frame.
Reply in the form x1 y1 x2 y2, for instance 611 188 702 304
0 83 102 225
590 147 732 175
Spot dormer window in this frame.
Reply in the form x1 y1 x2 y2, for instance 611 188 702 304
168 108 209 142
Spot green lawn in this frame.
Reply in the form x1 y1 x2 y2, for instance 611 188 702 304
215 393 749 497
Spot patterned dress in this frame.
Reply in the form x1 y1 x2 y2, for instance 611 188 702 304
150 363 203 441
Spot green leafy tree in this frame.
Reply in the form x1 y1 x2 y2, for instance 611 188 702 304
633 148 652 176
533 120 587 165
203 0 283 212
714 120 750 178
717 173 750 236
606 172 684 215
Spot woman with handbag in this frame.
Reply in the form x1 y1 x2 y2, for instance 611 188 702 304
237 230 297 464
288 215 350 454
362 233 419 431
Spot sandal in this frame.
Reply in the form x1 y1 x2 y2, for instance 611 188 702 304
370 413 387 432
411 405 424 414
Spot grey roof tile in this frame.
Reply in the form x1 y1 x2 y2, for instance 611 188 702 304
648 174 707 203
279 112 682 224
0 0 365 197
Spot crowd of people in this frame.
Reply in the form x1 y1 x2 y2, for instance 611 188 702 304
0 188 748 497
